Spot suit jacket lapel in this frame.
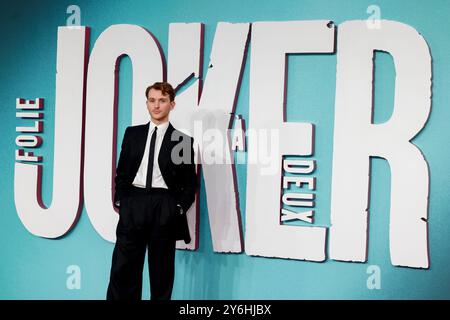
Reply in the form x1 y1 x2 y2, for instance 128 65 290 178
158 122 175 172
135 123 149 162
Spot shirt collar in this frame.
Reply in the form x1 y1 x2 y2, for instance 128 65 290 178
149 120 169 137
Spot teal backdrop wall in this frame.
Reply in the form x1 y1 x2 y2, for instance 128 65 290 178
1 0 449 299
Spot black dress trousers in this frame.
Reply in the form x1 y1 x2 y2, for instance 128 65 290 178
107 187 178 300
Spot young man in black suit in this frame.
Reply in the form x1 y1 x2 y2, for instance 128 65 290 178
107 82 197 300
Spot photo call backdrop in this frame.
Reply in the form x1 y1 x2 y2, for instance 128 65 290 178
1 0 450 299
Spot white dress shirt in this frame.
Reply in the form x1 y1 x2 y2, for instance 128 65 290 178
132 120 169 189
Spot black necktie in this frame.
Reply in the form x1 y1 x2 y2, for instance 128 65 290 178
146 126 157 190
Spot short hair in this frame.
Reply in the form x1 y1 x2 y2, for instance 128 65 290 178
145 82 175 102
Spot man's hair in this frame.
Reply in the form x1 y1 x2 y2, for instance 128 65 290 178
145 82 175 102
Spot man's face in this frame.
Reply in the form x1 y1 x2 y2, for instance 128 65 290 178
146 88 175 124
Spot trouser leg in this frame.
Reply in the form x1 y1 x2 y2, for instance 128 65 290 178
148 236 176 300
107 198 147 300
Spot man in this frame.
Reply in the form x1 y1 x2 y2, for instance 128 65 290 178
107 82 197 300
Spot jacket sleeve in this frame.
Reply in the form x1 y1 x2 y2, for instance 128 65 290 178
114 127 131 208
177 137 197 214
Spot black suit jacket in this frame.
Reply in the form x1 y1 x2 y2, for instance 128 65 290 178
114 122 197 244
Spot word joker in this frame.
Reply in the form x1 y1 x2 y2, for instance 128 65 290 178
14 20 431 268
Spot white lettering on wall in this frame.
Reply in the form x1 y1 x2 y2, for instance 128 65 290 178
329 20 431 268
246 21 334 262
14 27 88 238
84 24 164 242
168 22 250 252
167 23 203 250
13 20 432 268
